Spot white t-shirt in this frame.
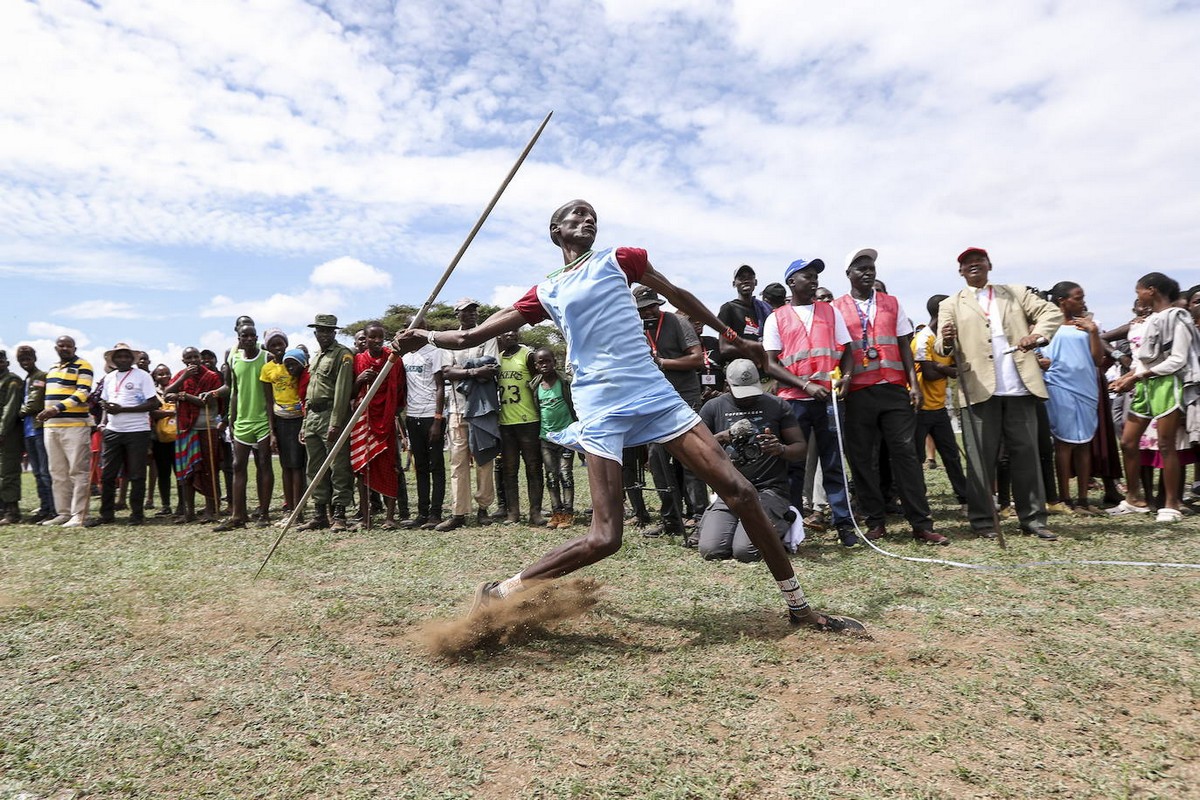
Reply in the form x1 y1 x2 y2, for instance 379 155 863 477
762 304 853 352
979 286 1029 397
99 367 158 432
404 343 445 418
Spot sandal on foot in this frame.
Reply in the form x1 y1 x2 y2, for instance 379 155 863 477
379 520 397 530
214 519 246 532
789 607 867 635
1155 507 1182 523
1108 500 1151 516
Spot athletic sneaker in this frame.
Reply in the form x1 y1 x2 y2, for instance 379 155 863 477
470 581 500 616
788 606 866 635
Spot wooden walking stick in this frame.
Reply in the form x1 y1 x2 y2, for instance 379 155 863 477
255 110 553 578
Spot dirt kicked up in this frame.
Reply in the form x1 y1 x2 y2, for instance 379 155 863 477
414 577 603 657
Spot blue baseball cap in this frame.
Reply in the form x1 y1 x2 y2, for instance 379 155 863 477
784 257 825 281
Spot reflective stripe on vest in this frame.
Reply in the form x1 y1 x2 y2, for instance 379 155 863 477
774 303 841 401
832 293 909 391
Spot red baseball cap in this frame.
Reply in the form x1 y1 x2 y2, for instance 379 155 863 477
957 247 989 264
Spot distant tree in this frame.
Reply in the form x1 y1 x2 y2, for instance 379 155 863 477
343 302 566 365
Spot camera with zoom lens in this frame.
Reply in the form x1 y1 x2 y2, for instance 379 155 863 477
723 418 764 466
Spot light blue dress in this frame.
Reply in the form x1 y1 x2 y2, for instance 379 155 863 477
533 247 700 462
1043 324 1099 444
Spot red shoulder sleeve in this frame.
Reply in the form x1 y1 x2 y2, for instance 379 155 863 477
513 285 549 324
614 247 649 283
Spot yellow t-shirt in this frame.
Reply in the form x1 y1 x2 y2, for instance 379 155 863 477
912 328 951 411
260 361 303 418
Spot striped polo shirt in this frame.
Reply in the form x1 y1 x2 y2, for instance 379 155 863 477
44 356 95 428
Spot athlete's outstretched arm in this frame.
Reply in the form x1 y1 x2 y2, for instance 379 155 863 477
393 306 527 354
639 263 766 367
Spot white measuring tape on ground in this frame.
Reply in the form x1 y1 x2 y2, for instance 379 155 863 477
826 393 1200 572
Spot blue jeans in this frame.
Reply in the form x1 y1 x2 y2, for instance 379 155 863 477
787 399 852 528
24 432 55 515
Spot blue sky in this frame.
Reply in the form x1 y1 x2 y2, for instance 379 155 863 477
3 0 1199 372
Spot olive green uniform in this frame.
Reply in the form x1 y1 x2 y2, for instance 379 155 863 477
0 370 23 506
303 342 356 508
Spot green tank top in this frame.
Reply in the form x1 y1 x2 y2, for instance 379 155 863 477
229 347 271 443
537 378 573 439
498 346 538 426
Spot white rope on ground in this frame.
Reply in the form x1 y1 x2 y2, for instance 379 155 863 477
827 391 1200 571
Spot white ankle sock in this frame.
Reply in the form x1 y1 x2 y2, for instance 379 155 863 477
496 573 524 598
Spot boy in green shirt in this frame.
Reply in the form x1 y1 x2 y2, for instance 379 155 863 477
533 347 576 529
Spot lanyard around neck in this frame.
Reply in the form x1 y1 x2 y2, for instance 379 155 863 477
645 313 665 354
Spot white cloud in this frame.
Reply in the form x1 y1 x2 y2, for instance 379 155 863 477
59 300 142 319
201 288 345 328
490 284 529 308
27 322 90 347
310 256 392 289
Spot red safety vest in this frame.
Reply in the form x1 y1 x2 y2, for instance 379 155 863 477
832 293 908 391
774 303 841 401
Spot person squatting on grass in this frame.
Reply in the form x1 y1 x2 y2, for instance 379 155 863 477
394 199 865 634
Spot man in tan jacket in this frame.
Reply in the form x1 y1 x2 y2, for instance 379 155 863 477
936 247 1063 540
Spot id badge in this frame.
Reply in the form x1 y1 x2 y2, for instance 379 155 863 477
701 374 716 385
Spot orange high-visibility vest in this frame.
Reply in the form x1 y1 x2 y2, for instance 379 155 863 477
833 293 908 391
774 303 842 401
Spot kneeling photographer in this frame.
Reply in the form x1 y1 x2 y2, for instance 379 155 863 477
697 359 804 562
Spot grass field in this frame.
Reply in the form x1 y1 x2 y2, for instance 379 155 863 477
1 465 1198 799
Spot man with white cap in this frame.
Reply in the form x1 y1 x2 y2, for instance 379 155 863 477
435 298 500 531
696 359 804 562
88 342 160 526
832 248 946 545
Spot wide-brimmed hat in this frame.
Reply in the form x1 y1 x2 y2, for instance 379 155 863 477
308 314 339 329
103 341 135 371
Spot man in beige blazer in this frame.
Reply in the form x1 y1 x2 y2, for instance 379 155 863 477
936 247 1063 539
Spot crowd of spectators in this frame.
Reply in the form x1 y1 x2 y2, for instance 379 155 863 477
2 253 1197 552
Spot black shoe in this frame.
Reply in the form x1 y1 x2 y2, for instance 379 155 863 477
1021 526 1058 541
476 508 492 527
84 516 114 528
436 515 466 532
400 516 427 529
838 528 859 548
28 510 50 524
127 516 145 526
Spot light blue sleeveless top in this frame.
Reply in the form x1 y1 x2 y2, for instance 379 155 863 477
534 247 699 461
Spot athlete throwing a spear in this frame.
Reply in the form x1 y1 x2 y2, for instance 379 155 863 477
395 200 864 634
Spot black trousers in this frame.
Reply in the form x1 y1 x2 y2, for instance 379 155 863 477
843 384 932 530
405 415 446 520
151 438 174 508
100 429 151 520
914 408 968 503
500 421 543 519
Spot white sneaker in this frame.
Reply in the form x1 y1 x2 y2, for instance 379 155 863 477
40 514 70 526
61 516 86 528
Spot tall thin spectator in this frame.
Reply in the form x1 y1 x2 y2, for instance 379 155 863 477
216 323 273 530
936 247 1063 540
149 364 177 517
0 351 22 524
261 333 306 522
1040 282 1105 513
15 346 55 523
164 347 223 523
401 320 446 530
437 299 499 531
349 322 407 529
533 346 577 529
497 329 545 526
36 336 95 527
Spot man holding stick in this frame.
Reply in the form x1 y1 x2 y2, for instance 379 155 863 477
395 200 863 634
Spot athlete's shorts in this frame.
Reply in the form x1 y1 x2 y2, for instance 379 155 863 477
1129 374 1182 420
548 387 701 463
